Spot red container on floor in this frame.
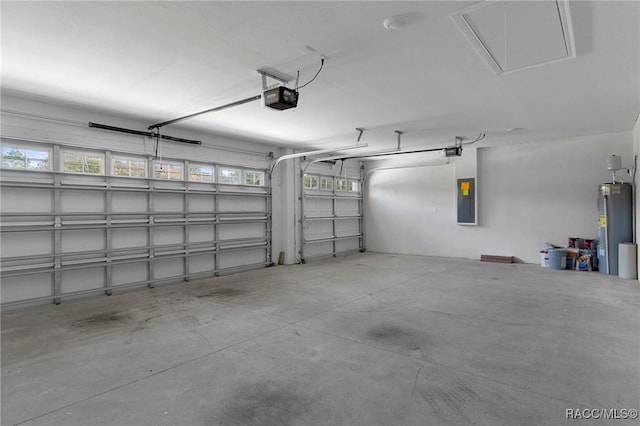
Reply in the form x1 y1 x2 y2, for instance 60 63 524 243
568 237 580 248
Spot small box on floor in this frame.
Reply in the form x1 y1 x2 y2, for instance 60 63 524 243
576 255 592 271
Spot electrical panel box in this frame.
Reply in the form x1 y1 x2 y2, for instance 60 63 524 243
457 178 476 224
263 86 298 110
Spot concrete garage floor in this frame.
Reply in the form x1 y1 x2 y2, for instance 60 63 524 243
2 252 639 426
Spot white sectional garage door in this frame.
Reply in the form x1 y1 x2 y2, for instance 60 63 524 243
301 163 363 262
0 138 271 308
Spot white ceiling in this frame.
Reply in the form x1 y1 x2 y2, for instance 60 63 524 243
1 1 639 151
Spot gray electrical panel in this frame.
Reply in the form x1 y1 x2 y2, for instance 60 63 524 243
457 178 476 224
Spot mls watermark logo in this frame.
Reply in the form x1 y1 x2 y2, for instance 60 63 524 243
566 408 638 420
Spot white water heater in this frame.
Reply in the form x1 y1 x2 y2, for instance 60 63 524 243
597 155 633 275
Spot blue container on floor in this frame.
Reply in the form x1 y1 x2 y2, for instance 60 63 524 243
579 249 598 271
548 249 567 270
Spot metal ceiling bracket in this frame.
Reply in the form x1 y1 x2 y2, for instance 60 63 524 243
257 68 293 90
395 130 404 150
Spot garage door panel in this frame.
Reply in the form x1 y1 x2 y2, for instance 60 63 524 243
62 229 105 253
153 257 184 280
303 241 334 259
335 198 360 215
112 228 147 250
336 219 360 236
112 192 147 212
188 225 214 243
218 197 266 212
189 254 215 274
1 187 52 212
218 248 266 269
61 190 104 212
306 198 332 215
112 262 148 286
305 221 334 240
154 193 183 212
336 239 360 253
61 267 105 294
188 194 215 212
219 223 265 240
0 274 52 304
1 231 53 257
153 227 184 246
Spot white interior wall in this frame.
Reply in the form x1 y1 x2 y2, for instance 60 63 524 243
365 132 634 264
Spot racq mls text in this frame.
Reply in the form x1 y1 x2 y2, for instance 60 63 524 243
566 408 638 420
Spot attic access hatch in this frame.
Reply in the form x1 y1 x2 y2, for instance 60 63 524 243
451 1 575 75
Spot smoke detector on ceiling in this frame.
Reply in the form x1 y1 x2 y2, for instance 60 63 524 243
383 15 409 30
